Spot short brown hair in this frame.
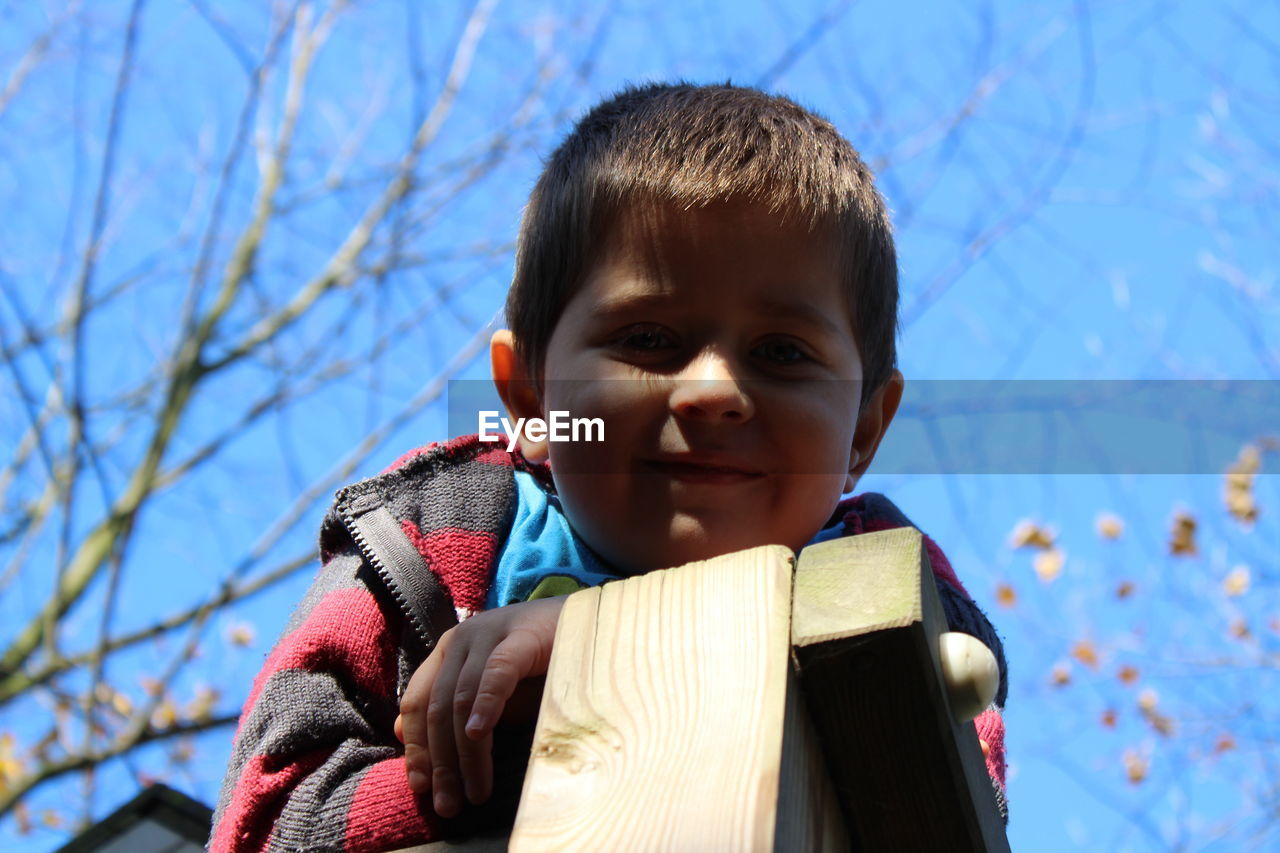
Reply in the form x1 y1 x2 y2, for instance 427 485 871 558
505 81 898 406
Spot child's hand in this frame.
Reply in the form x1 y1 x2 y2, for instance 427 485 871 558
394 596 566 818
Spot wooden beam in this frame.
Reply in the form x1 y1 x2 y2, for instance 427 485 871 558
790 527 1010 852
396 528 1006 851
507 545 845 851
774 665 852 851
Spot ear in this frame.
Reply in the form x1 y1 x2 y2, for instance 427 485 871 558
844 369 904 493
490 330 549 463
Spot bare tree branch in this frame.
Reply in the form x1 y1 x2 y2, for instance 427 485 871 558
0 712 239 816
0 2 79 118
0 552 312 704
0 0 570 830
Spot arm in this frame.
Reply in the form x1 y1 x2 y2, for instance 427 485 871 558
210 548 442 853
395 595 566 819
974 705 1008 821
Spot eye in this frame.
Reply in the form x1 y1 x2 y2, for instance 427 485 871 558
753 338 812 365
612 325 677 352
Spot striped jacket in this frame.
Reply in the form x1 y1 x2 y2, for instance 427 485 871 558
210 434 1009 851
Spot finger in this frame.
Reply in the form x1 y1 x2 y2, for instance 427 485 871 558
466 629 543 740
394 714 404 744
427 645 466 818
399 631 451 794
453 649 497 805
460 730 493 806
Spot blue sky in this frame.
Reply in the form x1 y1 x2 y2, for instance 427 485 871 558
1 1 1277 849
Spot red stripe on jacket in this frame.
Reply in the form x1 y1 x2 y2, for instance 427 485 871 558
344 757 438 853
213 587 400 851
210 749 329 852
241 587 397 715
399 523 498 615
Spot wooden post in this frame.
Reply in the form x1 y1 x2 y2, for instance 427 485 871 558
397 529 1008 852
791 527 1010 852
507 545 848 851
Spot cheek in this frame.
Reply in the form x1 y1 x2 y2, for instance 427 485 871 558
546 382 668 473
774 474 849 550
762 399 858 474
542 407 645 482
546 378 666 425
547 469 645 572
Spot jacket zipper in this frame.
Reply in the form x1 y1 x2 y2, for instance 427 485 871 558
337 489 457 653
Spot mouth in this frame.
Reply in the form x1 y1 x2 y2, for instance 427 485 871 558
643 455 766 484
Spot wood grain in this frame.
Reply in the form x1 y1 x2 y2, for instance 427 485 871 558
508 545 796 852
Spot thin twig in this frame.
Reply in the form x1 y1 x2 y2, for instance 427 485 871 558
0 2 80 117
0 713 239 817
1 552 312 704
50 0 147 670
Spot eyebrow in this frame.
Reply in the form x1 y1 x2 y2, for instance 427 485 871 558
590 292 848 337
754 299 848 338
589 292 677 319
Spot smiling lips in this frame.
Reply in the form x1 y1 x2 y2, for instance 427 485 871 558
644 454 765 484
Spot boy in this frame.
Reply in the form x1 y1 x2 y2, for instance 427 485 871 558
211 82 1007 852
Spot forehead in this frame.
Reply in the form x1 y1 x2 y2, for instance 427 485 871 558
586 201 849 306
603 199 835 263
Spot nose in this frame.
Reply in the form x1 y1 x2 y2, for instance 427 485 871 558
669 349 755 422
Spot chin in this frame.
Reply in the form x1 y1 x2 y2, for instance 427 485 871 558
596 519 804 577
656 529 765 570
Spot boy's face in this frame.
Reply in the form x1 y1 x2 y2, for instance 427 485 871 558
493 202 902 575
